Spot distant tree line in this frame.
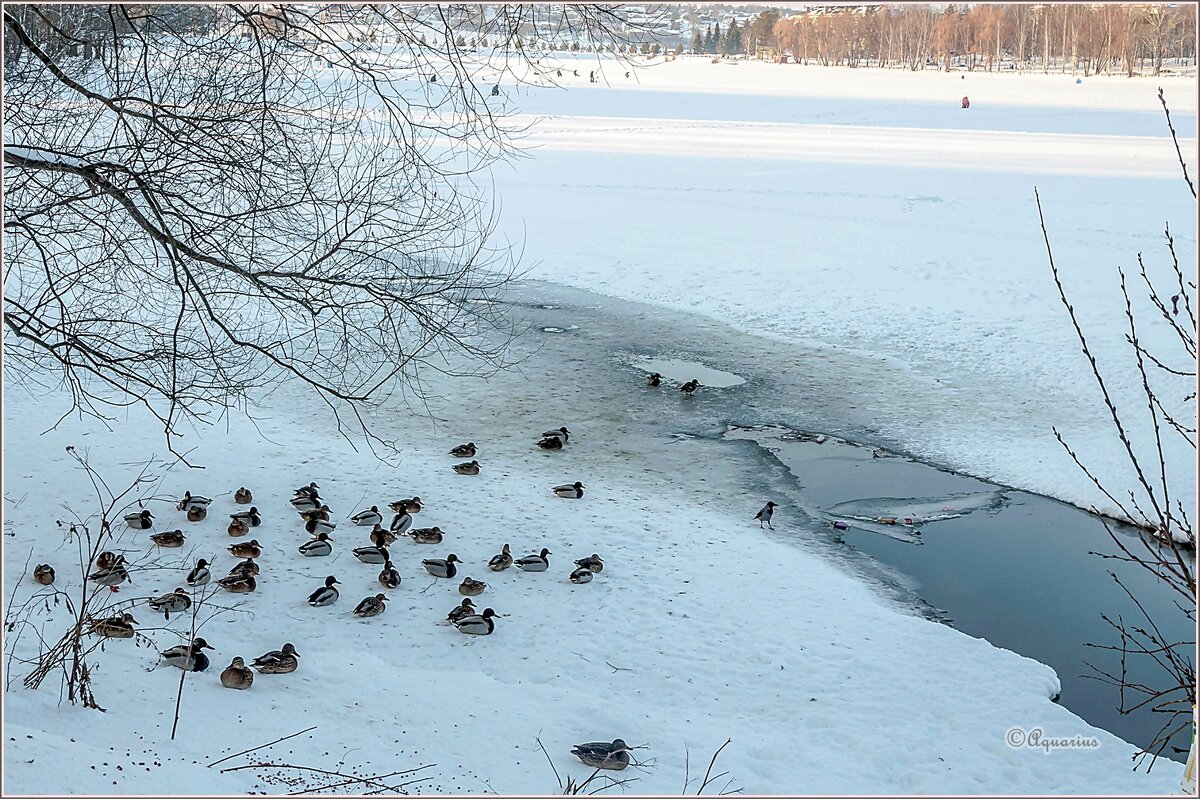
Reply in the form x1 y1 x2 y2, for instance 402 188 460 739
691 9 781 56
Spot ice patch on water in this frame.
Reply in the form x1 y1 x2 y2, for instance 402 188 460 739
541 325 579 333
627 355 746 388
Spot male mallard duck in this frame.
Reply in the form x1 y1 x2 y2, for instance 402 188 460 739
216 573 256 593
378 560 401 589
408 526 443 544
227 558 260 578
176 491 212 511
646 372 662 387
298 532 332 556
452 460 481 475
304 517 337 536
543 426 571 443
353 593 389 618
515 548 551 572
458 577 487 596
450 443 476 458
230 507 261 527
351 506 383 526
234 487 254 505
680 379 700 396
755 501 777 529
370 525 398 548
299 504 332 522
453 607 497 636
186 505 208 522
291 494 322 512
422 554 461 578
96 551 121 570
251 642 299 674
88 560 130 589
228 539 262 559
161 637 214 671
220 657 254 689
90 612 138 638
33 563 55 586
352 544 389 565
150 529 186 548
307 575 340 606
536 435 564 450
570 739 631 770
447 597 476 623
553 481 585 499
487 544 513 572
389 511 413 535
149 587 192 619
570 567 594 584
124 509 154 530
574 554 604 573
228 517 249 537
185 558 211 586
293 482 320 498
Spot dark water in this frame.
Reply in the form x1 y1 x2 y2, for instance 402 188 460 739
504 278 1195 762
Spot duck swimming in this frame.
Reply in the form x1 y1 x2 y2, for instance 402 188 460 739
353 593 389 618
680 379 700 396
160 637 214 672
458 577 487 596
351 506 383 526
452 460 481 475
453 607 497 636
422 554 461 579
450 443 476 458
124 509 154 530
307 576 340 606
378 560 401 589
220 657 254 689
298 532 333 557
646 372 662 387
487 544 513 572
515 548 551 572
552 482 585 499
251 642 299 674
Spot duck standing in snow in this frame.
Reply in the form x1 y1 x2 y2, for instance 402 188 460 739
574 554 604 573
459 577 487 596
569 567 594 584
378 560 401 589
88 558 130 590
307 576 340 606
453 607 497 636
149 587 192 619
230 507 262 527
298 532 333 556
389 510 413 535
422 554 461 578
176 491 212 512
409 526 443 544
216 573 257 593
447 598 476 623
646 372 662 387
124 509 154 530
353 593 389 618
536 435 564 450
571 739 632 770
186 558 211 586
220 657 254 689
160 637 214 672
352 544 389 564
351 506 383 526
251 642 299 674
543 426 571 443
515 547 551 572
553 482 585 499
228 539 262 559
453 460 481 475
487 544 513 571
150 529 186 548
755 501 778 530
90 612 138 638
450 443 476 458
234 487 254 505
34 563 55 585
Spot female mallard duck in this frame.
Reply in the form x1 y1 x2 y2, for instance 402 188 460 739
569 567 594 584
124 509 154 530
234 486 254 505
228 539 262 559
452 460 481 475
304 516 337 536
646 372 662 387
186 558 211 586
186 505 208 522
378 560 401 589
370 525 398 548
227 558 260 578
352 544 389 564
422 554 461 579
401 497 422 514
553 481 585 499
220 657 254 689
251 642 299 674
216 573 256 593
487 544 513 572
353 593 389 618
149 587 192 619
298 532 333 556
536 435 564 450
389 511 413 535
408 526 443 544
150 529 186 548
161 637 214 672
543 426 571 443
176 491 212 511
574 554 604 573
453 607 497 636
293 482 320 498
447 597 476 623
450 443 476 458
300 504 333 522
88 560 130 589
459 577 487 596
230 507 262 527
351 506 383 526
570 739 631 770
307 575 340 606
228 517 249 537
90 612 138 638
33 563 55 586
680 379 700 396
515 548 551 572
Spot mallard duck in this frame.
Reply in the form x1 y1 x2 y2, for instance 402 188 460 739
250 642 299 674
553 481 585 499
452 460 481 475
447 597 476 623
422 554 461 578
543 426 571 443
220 657 254 689
487 544 513 572
228 539 262 559
515 548 551 572
234 487 254 505
298 532 333 556
96 551 121 570
459 577 487 596
124 509 154 530
389 511 413 535
149 587 192 619
33 563 55 586
291 494 322 512
352 544 389 565
409 526 443 544
351 506 383 526
304 517 336 536
450 443 476 458
227 558 260 578
646 372 662 387
378 560 401 589
230 507 261 527
307 575 340 606
228 517 249 537
570 739 631 770
300 504 333 522
150 529 186 548
88 561 130 589
186 505 208 522
401 497 422 514
90 612 138 638
574 554 604 573
453 607 496 636
176 491 212 511
216 573 256 593
161 637 214 671
680 379 700 396
353 593 389 618
755 501 777 529
536 435 564 450
370 525 398 548
292 482 320 498
570 567 594 584
186 558 211 586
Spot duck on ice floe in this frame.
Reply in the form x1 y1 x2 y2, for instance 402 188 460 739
646 372 662 387
680 379 700 396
